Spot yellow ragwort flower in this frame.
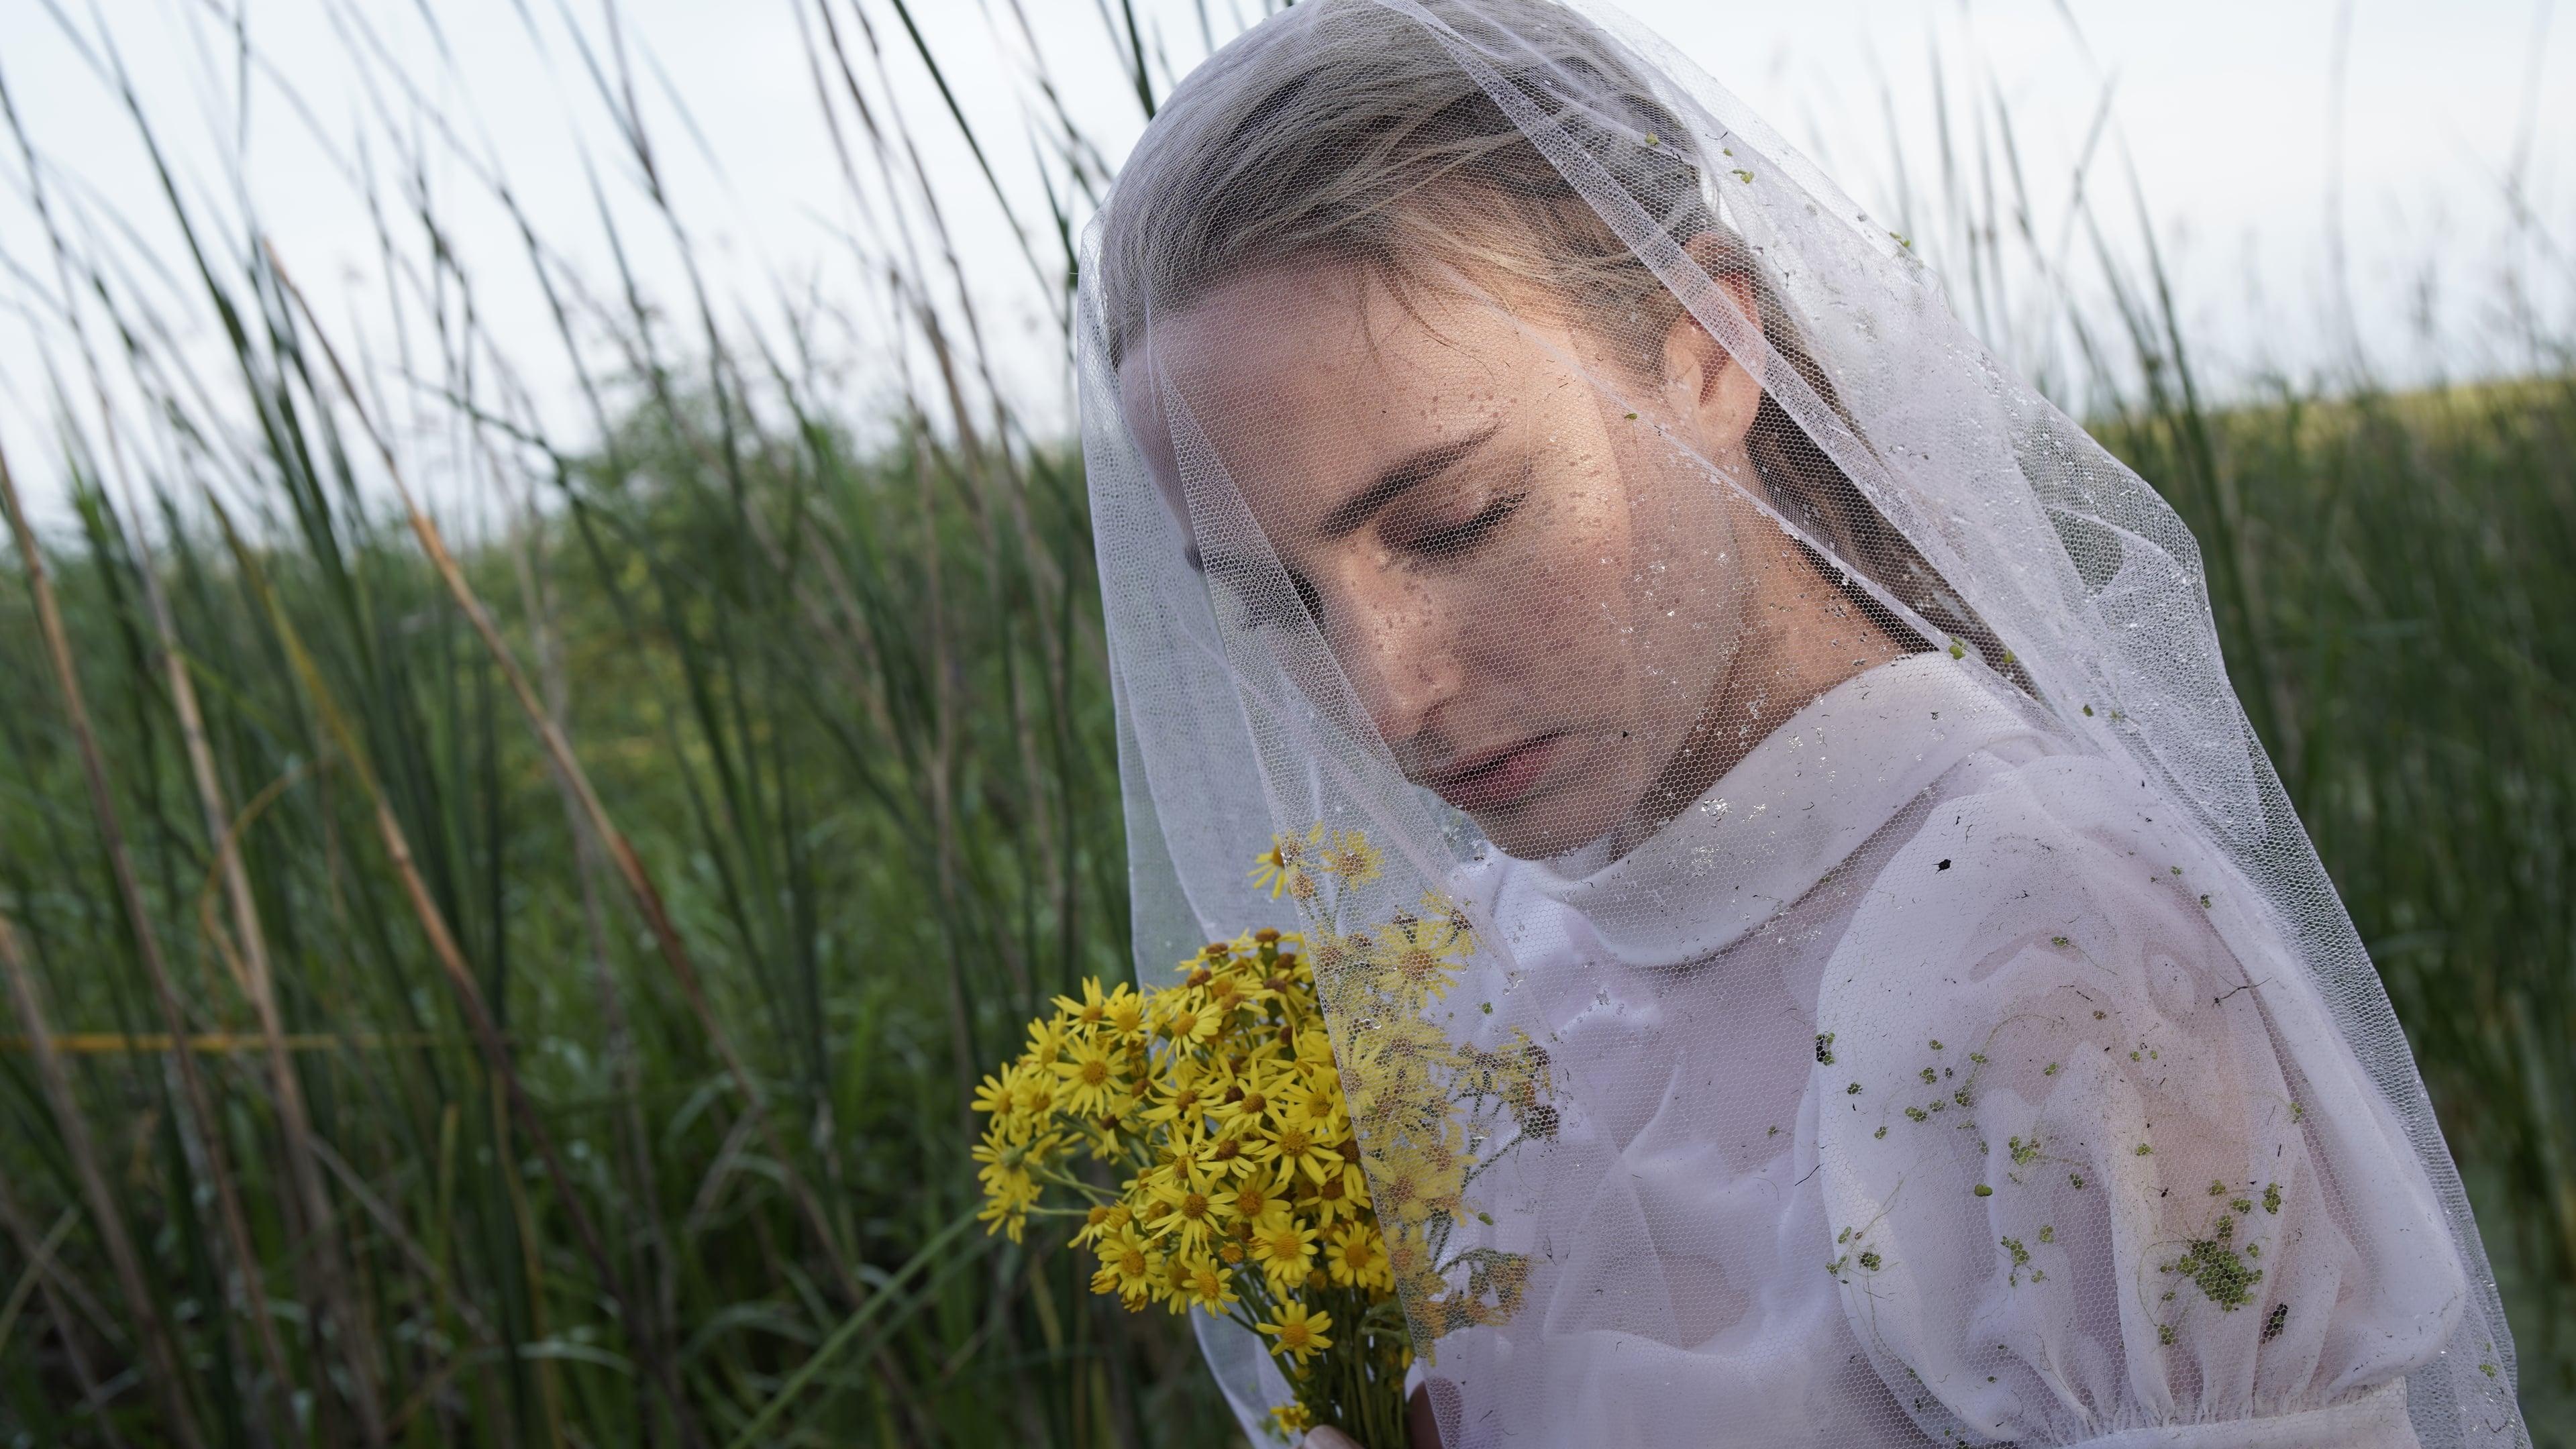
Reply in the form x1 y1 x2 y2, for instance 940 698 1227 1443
1248 1205 1320 1291
1249 825 1321 900
972 1126 1059 1208
1210 1060 1282 1132
1255 1301 1334 1366
1420 888 1480 956
1155 1249 1198 1313
1273 1077 1345 1139
1141 1129 1223 1195
1141 1056 1217 1130
1197 967 1261 1018
1327 1221 1392 1291
976 1182 1035 1243
1181 1253 1239 1315
970 1069 1015 1122
1202 1124 1268 1181
1303 927 1368 997
1220 1167 1280 1224
1051 1036 1126 1120
1008 1063 1062 1126
1251 1116 1341 1185
1100 983 1150 1042
1090 1227 1159 1309
1052 977 1115 1030
1154 996 1223 1049
1144 1176 1224 1249
1072 1199 1131 1250
1296 1158 1370 1226
1361 1139 1463 1228
1319 830 1385 885
1023 1013 1071 1063
1379 910 1468 1004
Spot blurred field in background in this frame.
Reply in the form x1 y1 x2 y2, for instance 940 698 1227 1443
0 2 2568 1446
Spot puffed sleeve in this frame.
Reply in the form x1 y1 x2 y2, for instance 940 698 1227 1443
1812 753 2465 1446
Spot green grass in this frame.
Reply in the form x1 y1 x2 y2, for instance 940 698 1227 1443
0 347 1233 1444
0 5 2569 1446
0 354 1243 1444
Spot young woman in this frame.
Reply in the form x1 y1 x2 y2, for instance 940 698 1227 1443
1078 1 2523 1444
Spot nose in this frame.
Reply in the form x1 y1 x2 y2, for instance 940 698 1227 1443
1325 560 1465 758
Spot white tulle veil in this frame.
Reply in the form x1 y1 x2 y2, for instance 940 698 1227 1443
1076 1 2524 1444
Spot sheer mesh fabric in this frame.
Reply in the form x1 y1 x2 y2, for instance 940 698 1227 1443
1078 2 2524 1443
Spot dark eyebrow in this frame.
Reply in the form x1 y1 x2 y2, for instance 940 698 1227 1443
1317 423 1502 540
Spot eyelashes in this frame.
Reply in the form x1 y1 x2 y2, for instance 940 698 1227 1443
1213 559 1325 633
1214 470 1531 633
1252 570 1326 632
1396 488 1529 561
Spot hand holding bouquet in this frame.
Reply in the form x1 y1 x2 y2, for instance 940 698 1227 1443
973 830 1551 1443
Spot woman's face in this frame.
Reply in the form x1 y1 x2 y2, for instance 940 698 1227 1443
1123 258 1775 859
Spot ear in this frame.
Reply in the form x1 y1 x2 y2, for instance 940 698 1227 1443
1655 237 1767 457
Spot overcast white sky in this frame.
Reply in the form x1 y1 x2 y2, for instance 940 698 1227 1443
0 1 2566 525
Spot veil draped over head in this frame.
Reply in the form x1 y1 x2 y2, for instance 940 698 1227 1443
1077 1 2524 1444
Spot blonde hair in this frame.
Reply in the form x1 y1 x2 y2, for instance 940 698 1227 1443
1097 0 2001 666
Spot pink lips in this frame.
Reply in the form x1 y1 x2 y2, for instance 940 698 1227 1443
1425 734 1563 814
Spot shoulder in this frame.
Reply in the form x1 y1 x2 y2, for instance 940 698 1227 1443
1835 744 2229 995
1808 745 2465 1443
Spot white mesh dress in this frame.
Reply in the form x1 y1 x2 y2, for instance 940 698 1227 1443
1076 1 2526 1444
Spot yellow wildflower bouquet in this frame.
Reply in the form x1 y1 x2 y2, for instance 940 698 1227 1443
974 828 1550 1444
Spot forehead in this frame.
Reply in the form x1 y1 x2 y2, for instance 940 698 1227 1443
1117 260 1576 525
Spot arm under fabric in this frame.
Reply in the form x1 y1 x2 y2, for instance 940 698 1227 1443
1815 753 2464 1446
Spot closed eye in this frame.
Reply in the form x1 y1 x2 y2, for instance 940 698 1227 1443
1245 570 1325 631
1199 553 1325 632
1398 488 1528 561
